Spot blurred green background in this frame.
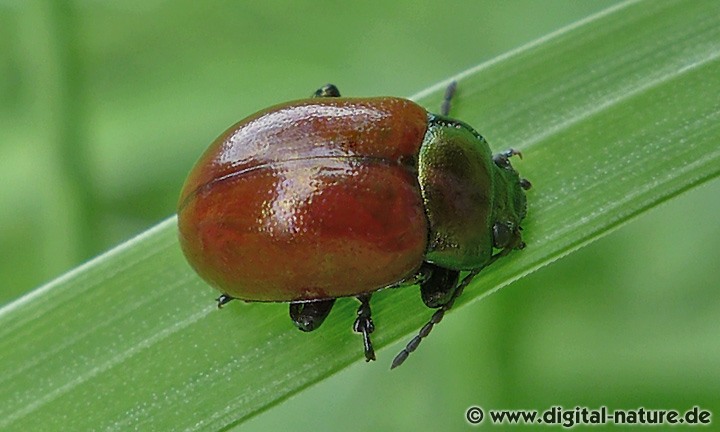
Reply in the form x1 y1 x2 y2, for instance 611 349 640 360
2 1 718 431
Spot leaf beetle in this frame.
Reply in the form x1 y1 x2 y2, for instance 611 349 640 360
177 82 531 368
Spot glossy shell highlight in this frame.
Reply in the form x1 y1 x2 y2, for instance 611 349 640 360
178 97 430 301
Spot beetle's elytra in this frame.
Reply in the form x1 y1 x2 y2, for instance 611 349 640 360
178 83 530 368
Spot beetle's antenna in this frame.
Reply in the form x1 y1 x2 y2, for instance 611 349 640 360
390 247 514 369
390 268 477 369
440 81 457 116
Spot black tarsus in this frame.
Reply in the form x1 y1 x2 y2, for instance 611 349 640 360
216 294 236 309
353 293 376 361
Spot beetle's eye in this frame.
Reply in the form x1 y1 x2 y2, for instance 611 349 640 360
492 222 513 249
520 178 532 190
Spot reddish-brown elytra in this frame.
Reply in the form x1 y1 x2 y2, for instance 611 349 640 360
178 83 530 368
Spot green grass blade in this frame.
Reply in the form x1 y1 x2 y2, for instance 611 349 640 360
2 1 719 430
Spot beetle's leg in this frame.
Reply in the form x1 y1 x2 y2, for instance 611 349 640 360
289 299 336 332
419 263 461 309
391 269 478 369
493 149 531 189
312 84 341 98
492 148 523 170
440 80 457 116
216 294 236 309
353 293 376 362
391 242 527 369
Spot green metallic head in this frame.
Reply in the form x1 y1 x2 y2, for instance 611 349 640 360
418 115 530 271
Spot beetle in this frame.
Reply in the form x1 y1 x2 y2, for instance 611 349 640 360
177 82 530 368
